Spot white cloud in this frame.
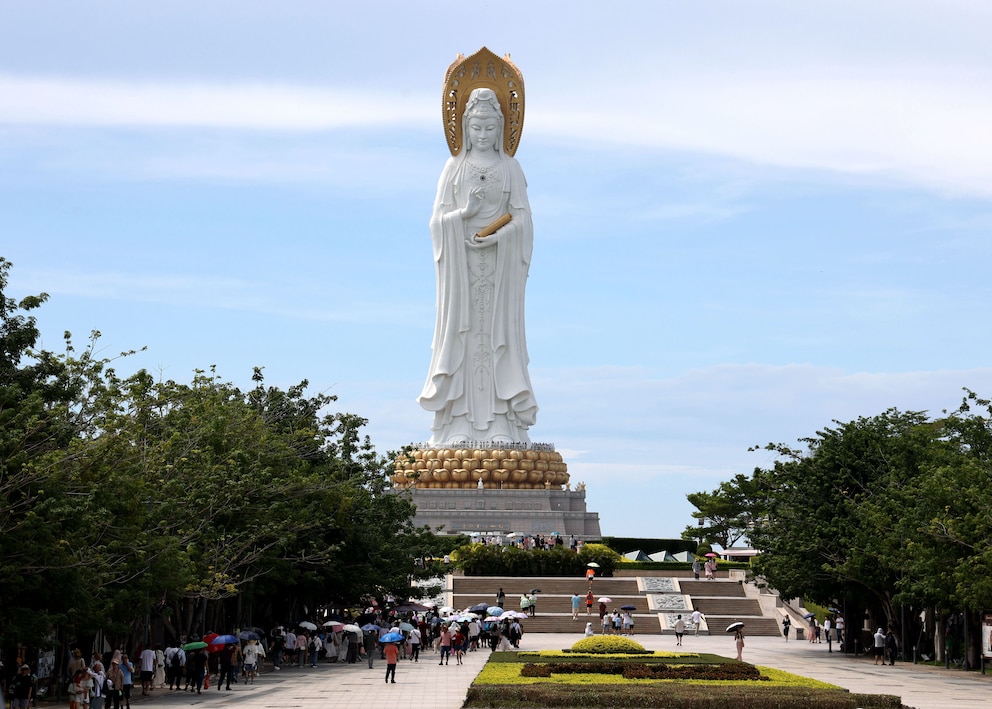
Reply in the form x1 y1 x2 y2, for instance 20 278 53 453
4 65 992 196
0 75 432 130
533 68 992 197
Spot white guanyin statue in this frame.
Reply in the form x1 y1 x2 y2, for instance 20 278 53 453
418 78 538 445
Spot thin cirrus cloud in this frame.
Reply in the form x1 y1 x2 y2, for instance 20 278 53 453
531 68 992 197
4 69 992 198
0 74 432 130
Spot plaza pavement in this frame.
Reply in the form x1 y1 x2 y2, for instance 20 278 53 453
118 631 992 709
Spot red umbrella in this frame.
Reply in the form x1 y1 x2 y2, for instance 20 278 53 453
201 633 224 653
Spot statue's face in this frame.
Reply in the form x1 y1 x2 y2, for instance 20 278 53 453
467 115 499 153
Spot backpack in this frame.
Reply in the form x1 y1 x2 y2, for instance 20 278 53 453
170 651 182 670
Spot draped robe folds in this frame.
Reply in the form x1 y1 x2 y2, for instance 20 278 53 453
418 152 538 445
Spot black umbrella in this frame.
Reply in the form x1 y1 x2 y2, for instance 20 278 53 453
469 602 489 613
803 612 816 619
393 602 431 612
529 588 542 594
726 622 744 633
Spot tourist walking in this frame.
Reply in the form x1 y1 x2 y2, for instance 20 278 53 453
119 654 135 709
734 628 745 661
363 629 379 668
438 627 452 665
188 650 207 694
165 645 184 690
691 608 707 635
138 646 156 696
496 587 505 609
87 662 106 709
586 590 594 616
242 639 264 683
409 626 421 661
383 640 399 683
72 668 92 709
873 628 886 665
153 646 165 690
885 629 899 665
705 557 716 580
106 659 125 709
571 592 581 620
674 614 686 646
782 615 791 641
217 644 236 690
9 664 35 709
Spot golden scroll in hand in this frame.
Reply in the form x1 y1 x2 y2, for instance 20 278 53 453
474 213 512 239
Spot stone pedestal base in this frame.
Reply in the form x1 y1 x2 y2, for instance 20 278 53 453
404 486 602 539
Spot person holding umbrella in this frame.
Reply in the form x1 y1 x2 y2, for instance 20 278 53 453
727 622 745 661
528 589 541 617
379 630 403 683
217 642 237 691
188 649 207 694
621 606 635 635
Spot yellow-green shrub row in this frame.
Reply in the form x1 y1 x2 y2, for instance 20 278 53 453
473 660 841 689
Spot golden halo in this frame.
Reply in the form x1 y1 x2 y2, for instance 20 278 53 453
442 47 525 157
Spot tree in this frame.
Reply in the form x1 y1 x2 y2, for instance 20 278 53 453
681 473 767 550
1 258 436 650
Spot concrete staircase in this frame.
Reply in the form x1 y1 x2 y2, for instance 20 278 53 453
447 572 782 637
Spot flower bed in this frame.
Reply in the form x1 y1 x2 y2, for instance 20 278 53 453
466 647 905 708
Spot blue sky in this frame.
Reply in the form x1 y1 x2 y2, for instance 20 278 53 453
3 1 992 540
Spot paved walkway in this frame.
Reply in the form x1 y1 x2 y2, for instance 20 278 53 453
113 632 991 709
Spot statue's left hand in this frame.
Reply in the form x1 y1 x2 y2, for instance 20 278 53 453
468 226 505 248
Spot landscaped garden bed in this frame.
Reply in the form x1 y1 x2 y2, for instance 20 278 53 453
464 636 905 709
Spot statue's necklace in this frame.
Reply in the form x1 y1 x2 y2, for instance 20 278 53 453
466 160 499 185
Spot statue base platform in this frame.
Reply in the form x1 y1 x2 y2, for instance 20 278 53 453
404 485 602 539
391 444 602 538
391 444 568 490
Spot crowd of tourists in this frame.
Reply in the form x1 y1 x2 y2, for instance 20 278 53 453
470 532 584 552
2 601 526 709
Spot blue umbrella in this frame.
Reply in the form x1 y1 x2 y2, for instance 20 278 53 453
210 634 239 645
237 631 260 641
380 632 404 643
361 623 381 633
487 606 504 616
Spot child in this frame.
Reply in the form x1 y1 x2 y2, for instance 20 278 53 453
73 668 92 709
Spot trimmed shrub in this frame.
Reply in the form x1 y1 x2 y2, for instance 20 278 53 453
570 635 648 654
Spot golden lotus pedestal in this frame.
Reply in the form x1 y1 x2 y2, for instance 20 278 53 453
391 446 602 538
391 446 569 490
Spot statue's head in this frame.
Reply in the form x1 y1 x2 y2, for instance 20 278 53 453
463 87 504 154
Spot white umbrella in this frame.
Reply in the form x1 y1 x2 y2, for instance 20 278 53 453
586 562 600 568
298 621 317 631
342 624 361 633
598 597 613 603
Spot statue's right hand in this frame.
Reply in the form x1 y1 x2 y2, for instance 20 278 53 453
463 187 484 218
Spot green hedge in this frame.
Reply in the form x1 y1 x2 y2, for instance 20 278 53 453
456 543 621 577
464 685 902 708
